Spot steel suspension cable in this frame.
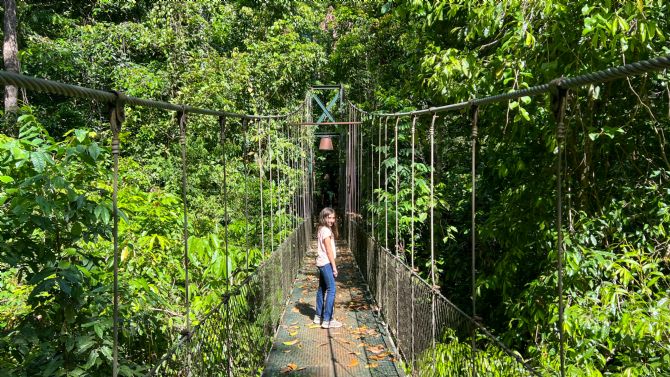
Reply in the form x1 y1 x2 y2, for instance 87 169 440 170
268 119 274 252
257 119 265 256
410 114 417 369
394 117 400 255
370 116 376 235
242 118 250 270
218 115 233 376
109 95 124 377
470 106 479 377
377 117 383 241
177 110 191 373
350 55 670 118
278 121 283 242
0 70 304 119
384 117 389 251
394 116 401 337
357 111 362 216
429 113 438 367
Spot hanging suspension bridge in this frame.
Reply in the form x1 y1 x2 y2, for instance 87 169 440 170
1 54 669 377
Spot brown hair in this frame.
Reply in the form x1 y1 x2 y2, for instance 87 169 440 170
318 207 338 239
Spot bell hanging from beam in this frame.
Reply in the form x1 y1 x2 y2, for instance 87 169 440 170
319 136 334 150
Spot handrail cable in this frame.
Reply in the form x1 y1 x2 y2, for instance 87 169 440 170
349 54 670 117
0 70 303 119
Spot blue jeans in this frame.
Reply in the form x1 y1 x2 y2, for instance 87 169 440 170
315 263 336 321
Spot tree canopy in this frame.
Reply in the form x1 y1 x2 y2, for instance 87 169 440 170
1 0 669 375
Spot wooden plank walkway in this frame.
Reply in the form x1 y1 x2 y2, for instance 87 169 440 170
262 240 405 376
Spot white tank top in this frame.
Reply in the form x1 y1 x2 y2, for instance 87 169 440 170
316 226 336 267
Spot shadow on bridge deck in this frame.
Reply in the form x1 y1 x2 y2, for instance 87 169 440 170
262 240 405 377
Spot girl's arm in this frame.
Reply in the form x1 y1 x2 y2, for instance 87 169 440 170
324 235 338 277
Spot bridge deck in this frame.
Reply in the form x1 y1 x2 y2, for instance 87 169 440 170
262 240 405 376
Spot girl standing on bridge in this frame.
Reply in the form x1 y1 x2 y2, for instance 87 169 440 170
314 207 343 329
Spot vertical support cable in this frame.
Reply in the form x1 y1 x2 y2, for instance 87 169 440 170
109 93 125 377
278 121 283 243
219 115 233 377
429 113 437 369
384 117 389 251
470 105 479 377
357 111 362 216
242 118 250 270
394 116 400 337
394 116 400 255
377 117 382 242
370 115 376 235
219 116 229 287
268 119 274 252
177 109 191 372
257 118 265 256
551 82 568 377
410 114 417 369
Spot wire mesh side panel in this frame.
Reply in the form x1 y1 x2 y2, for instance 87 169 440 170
348 219 538 377
148 221 309 376
396 260 413 363
386 253 399 338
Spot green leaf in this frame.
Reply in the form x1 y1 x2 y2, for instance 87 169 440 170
94 204 110 224
0 175 14 183
74 129 88 143
94 324 104 340
88 142 101 161
30 151 47 172
519 107 530 121
76 335 96 353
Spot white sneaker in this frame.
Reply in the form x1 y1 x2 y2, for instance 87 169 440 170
321 319 343 329
313 315 321 324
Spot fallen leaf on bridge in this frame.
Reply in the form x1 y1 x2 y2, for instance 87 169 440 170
366 345 385 354
368 352 390 360
280 363 305 373
282 339 299 346
365 362 379 369
347 358 359 367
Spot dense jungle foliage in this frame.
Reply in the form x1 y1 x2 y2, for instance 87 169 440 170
1 0 669 376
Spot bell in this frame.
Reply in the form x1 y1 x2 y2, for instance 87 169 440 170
319 136 334 150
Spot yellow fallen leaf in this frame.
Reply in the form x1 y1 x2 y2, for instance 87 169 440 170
289 331 298 336
347 358 359 367
283 339 299 346
280 363 298 373
308 324 321 328
365 362 379 369
367 345 384 354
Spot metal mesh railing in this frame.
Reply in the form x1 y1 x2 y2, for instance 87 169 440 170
148 219 311 376
347 218 538 376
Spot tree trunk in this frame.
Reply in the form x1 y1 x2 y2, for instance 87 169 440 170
4 0 19 113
